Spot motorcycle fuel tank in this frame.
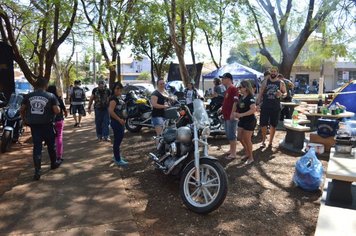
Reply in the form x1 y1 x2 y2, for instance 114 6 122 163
163 127 177 143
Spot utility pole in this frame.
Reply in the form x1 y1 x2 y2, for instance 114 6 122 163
76 51 78 79
93 33 96 84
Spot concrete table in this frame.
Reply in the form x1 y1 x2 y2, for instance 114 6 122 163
326 147 356 206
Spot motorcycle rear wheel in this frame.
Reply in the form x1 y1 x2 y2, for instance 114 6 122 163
125 118 143 133
180 158 228 214
1 130 12 153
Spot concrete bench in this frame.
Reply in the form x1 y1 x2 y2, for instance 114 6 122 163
279 122 311 153
315 181 356 236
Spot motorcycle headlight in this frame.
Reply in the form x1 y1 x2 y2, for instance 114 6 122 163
202 126 210 138
7 109 17 118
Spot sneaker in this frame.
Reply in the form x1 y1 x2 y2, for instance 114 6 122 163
77 123 81 127
116 159 128 166
74 123 78 127
112 157 128 166
96 137 102 142
103 137 111 142
51 162 60 170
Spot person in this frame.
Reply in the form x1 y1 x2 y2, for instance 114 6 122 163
212 77 226 98
108 82 128 166
232 80 257 165
47 85 68 163
278 74 294 120
151 79 169 136
88 80 111 141
70 80 86 127
183 80 201 112
20 78 61 180
220 72 239 159
256 67 287 148
210 78 226 109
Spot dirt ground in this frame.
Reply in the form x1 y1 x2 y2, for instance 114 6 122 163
0 125 327 236
118 128 327 236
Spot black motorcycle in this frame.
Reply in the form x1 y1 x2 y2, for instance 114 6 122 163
1 93 24 153
149 99 228 214
0 92 7 128
124 90 153 132
206 96 225 135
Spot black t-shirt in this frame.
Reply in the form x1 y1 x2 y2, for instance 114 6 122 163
22 90 59 125
262 79 282 110
236 94 256 122
109 96 127 119
71 86 85 104
151 90 166 118
92 87 111 109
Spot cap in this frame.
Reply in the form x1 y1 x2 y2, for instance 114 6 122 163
74 80 81 85
219 73 233 80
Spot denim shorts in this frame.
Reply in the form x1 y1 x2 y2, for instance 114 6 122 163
224 119 237 141
151 117 165 127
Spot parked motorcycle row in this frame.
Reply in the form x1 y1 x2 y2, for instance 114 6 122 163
0 88 228 214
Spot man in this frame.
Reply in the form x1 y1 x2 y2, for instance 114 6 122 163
20 78 61 180
70 80 86 127
256 67 287 148
88 80 111 141
278 74 294 120
220 73 239 159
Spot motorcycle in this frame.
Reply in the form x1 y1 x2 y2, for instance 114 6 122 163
206 97 225 135
124 90 153 132
1 93 24 153
0 92 7 128
148 99 228 214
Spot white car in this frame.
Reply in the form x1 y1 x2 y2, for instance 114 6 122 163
82 84 97 100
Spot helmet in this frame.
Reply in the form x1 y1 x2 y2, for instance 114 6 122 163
177 126 191 143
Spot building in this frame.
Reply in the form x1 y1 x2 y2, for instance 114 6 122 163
120 56 151 82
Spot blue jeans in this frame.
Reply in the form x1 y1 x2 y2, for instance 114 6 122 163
94 107 110 139
30 124 57 167
110 119 125 161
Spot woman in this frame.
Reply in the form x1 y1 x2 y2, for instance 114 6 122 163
233 80 257 165
184 80 200 113
108 82 128 166
151 79 169 136
47 85 68 163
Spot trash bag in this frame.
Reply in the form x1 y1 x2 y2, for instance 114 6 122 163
293 148 323 191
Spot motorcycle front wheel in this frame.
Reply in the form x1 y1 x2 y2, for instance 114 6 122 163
125 118 143 133
1 130 12 153
180 158 228 214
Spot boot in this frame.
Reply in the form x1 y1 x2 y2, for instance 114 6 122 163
33 156 41 181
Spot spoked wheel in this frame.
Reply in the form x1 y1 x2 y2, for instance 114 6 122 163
180 158 228 214
1 130 12 153
125 118 143 133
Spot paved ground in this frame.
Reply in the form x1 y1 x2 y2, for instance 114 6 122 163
0 114 139 235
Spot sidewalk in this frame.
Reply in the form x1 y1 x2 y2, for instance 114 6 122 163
0 114 139 235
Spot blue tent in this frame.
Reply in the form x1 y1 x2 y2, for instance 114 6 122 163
329 80 356 115
202 62 263 80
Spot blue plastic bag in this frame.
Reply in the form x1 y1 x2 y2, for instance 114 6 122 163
293 148 324 191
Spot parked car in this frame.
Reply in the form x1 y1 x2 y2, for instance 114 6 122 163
123 83 155 97
82 84 97 100
166 81 204 98
15 79 32 95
